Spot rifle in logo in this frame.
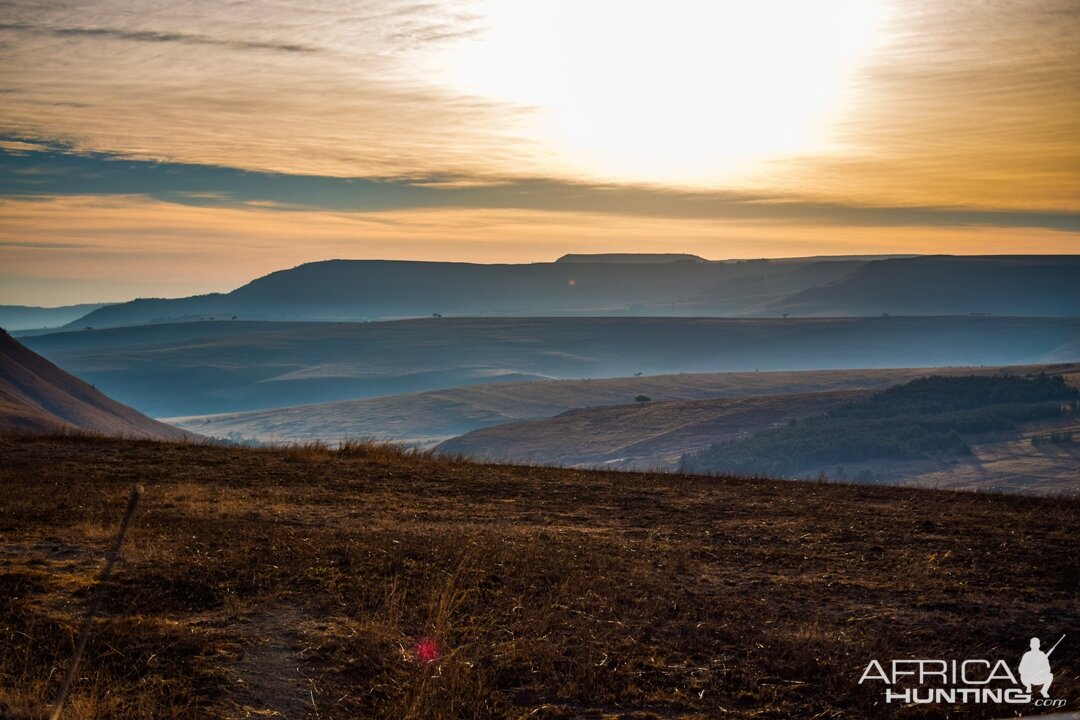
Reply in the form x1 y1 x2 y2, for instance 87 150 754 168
1019 634 1064 699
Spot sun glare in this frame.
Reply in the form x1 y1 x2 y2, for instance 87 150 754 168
441 0 889 186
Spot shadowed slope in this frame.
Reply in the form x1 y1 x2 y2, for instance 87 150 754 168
0 329 196 440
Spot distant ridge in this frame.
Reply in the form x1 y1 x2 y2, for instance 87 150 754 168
57 254 1080 330
64 257 853 328
554 253 707 264
769 255 1080 317
0 329 196 440
0 302 111 331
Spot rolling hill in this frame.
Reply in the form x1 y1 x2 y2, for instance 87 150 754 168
436 365 1080 494
171 366 1006 445
436 389 869 468
0 329 195 440
25 316 1080 418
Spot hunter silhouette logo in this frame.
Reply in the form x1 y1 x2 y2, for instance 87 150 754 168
1019 635 1063 699
858 633 1067 708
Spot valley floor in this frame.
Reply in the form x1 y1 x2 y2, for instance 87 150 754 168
1 436 1077 719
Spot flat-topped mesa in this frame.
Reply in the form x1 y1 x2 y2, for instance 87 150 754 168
554 253 709 264
58 255 1080 330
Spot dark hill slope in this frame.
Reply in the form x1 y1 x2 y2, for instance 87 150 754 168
0 329 195 439
770 255 1080 316
676 259 866 314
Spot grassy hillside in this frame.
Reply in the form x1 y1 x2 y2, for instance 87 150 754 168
871 411 1080 494
26 316 1080 417
436 390 871 468
0 331 195 440
437 367 1080 494
1 436 1077 719
171 366 970 445
682 374 1079 477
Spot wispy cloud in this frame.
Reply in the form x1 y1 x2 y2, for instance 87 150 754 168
2 146 1077 232
0 22 319 53
0 240 91 249
0 0 1077 213
0 0 519 179
0 139 49 154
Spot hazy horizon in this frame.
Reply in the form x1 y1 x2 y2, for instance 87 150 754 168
0 250 917 307
3 249 1079 308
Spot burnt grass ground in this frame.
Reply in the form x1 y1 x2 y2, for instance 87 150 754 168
0 436 1077 719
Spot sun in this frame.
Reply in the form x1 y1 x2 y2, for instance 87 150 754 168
440 0 890 187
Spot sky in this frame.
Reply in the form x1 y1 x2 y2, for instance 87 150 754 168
1 0 1078 305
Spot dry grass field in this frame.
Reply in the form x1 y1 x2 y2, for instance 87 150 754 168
436 390 870 469
1 435 1077 719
